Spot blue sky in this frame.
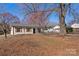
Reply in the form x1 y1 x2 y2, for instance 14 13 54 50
0 3 79 25
0 3 24 20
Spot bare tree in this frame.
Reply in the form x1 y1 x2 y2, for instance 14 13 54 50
18 3 74 35
0 13 20 38
59 4 66 35
58 3 72 35
18 3 59 33
27 11 52 27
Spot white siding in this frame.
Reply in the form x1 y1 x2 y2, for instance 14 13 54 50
11 26 33 35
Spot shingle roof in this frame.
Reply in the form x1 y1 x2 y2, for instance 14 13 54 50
10 23 45 28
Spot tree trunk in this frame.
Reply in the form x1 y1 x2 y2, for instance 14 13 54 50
4 29 7 38
4 32 7 38
59 3 66 35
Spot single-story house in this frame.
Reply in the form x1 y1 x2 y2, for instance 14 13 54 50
10 24 44 35
71 23 79 33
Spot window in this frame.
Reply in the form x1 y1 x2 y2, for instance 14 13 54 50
16 27 22 32
26 28 31 32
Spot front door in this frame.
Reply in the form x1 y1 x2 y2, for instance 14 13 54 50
33 28 35 34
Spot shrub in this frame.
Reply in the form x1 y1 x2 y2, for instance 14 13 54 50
66 27 73 33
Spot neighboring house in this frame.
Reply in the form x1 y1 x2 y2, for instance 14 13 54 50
43 25 60 33
53 25 60 33
71 23 79 33
43 28 53 33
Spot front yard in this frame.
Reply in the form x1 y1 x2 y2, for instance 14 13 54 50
0 34 79 56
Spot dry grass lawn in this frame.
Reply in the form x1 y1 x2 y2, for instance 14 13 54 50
0 34 79 56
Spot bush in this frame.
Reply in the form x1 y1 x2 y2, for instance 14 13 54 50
66 27 73 33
